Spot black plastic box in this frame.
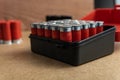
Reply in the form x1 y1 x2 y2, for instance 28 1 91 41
29 26 115 66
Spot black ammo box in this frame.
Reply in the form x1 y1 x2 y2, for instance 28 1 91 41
29 26 115 66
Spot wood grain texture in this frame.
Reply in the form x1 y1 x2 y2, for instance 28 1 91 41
0 0 93 30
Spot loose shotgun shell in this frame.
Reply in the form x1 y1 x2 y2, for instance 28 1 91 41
60 24 72 42
72 24 82 42
44 23 52 38
31 23 38 35
0 26 3 44
0 21 4 44
37 23 45 37
9 20 22 44
81 23 89 40
51 24 60 40
96 21 104 33
87 21 97 36
2 21 12 45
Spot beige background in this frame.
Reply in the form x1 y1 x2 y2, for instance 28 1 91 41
1 0 120 80
0 0 93 30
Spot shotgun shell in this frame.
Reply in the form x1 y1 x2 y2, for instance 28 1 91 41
2 21 12 45
51 24 60 40
47 21 56 25
55 20 64 25
60 24 72 42
88 21 97 36
44 23 52 38
81 23 89 40
79 20 86 24
63 19 72 24
72 24 82 42
37 23 45 37
70 20 80 25
9 20 22 44
0 21 4 44
31 23 38 35
96 21 104 33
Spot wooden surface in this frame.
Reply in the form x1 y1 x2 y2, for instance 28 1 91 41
0 0 93 30
0 31 120 80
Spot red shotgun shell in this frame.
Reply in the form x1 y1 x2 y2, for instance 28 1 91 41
31 23 37 35
60 25 72 42
45 23 52 38
0 21 4 44
2 21 12 45
9 20 22 44
81 23 89 40
51 24 60 40
96 21 104 33
37 23 45 37
72 24 82 42
88 21 97 36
